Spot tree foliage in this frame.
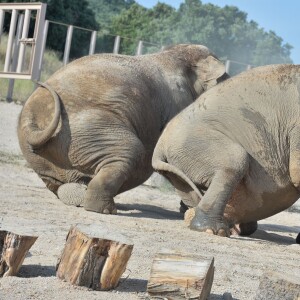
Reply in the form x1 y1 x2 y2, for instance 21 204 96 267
110 0 293 66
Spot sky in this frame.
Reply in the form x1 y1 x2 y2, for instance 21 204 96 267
136 0 300 64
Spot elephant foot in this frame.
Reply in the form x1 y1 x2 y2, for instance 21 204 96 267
84 193 117 214
57 183 87 207
230 221 258 236
84 200 117 214
189 208 230 237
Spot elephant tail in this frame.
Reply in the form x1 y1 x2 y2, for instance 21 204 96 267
24 81 61 148
152 150 203 201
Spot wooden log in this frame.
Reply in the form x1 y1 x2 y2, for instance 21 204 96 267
254 271 300 300
0 230 38 277
56 224 134 290
147 249 214 300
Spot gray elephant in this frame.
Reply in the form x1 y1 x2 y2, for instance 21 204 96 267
18 44 227 214
152 64 300 237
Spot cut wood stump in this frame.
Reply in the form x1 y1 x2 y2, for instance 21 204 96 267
254 271 300 300
147 249 214 300
56 224 134 290
0 230 38 277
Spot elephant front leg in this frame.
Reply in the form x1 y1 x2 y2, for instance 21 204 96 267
190 148 249 237
84 162 128 214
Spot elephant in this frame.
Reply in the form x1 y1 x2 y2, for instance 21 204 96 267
152 64 300 237
18 44 227 214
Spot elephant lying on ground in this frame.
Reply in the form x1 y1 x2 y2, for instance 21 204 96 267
18 44 227 214
152 64 300 237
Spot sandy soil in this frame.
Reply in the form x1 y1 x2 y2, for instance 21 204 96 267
0 101 299 300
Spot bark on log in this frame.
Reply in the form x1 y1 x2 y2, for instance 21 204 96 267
254 271 300 300
56 224 134 290
147 249 214 300
0 230 38 277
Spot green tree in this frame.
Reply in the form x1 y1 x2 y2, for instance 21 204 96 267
87 0 134 33
110 0 293 67
111 2 175 54
45 0 99 58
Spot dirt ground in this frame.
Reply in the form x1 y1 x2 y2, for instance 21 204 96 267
0 101 299 300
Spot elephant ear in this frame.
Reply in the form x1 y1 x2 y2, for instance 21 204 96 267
193 55 226 94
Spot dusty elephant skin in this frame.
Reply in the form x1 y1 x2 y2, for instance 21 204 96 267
18 44 227 214
152 64 300 237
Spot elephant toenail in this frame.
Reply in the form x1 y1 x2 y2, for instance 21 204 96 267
103 209 110 214
205 229 214 235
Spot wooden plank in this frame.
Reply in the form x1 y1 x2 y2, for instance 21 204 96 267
56 224 133 290
147 249 214 300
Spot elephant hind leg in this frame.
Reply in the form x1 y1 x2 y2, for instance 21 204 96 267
190 143 249 237
84 134 147 214
84 161 128 214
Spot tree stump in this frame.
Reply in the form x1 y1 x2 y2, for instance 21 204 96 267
56 224 134 290
147 249 214 300
0 230 38 277
254 271 300 300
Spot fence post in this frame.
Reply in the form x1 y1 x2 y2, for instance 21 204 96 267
113 35 120 54
4 9 18 72
0 10 4 43
136 40 143 55
16 9 31 73
6 14 24 102
89 30 97 55
36 19 49 82
63 25 73 65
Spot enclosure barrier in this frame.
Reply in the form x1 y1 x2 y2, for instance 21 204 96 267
0 2 251 102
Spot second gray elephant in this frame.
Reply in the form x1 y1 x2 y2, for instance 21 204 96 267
18 44 226 214
153 64 300 237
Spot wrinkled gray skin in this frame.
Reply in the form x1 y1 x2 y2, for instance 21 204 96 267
18 44 226 214
153 64 300 237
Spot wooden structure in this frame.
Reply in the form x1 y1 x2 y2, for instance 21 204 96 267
147 249 214 300
0 229 38 277
56 224 133 290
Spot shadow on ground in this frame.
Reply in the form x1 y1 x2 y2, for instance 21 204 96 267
116 203 182 220
209 294 238 300
116 278 148 293
19 264 56 278
231 228 297 245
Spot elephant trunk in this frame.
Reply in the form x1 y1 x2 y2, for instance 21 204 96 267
152 151 203 201
24 81 61 148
